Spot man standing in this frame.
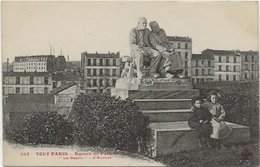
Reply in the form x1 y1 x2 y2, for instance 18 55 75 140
149 21 184 78
129 17 161 78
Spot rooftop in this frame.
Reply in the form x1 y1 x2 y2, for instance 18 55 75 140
82 52 120 58
191 54 214 60
50 83 76 94
202 49 241 56
3 72 52 76
14 55 55 61
167 36 192 42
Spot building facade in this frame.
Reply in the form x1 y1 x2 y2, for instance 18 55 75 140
13 55 55 72
203 49 242 82
167 36 192 77
80 52 121 93
3 72 53 95
240 51 259 81
191 53 215 84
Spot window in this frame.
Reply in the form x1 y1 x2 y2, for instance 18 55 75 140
251 73 254 80
252 64 254 71
87 79 91 87
202 69 205 75
44 77 48 84
30 87 34 94
87 58 92 66
226 65 229 72
195 69 199 76
219 56 222 63
185 61 188 68
113 59 116 66
99 79 103 86
226 75 229 81
112 79 116 86
178 52 181 56
219 65 222 71
93 59 97 66
112 69 117 76
100 59 103 66
15 87 20 94
178 43 181 49
87 69 91 76
208 61 211 67
245 64 249 70
233 66 236 72
219 75 222 81
93 79 97 86
252 55 254 62
226 56 229 63
233 57 236 63
93 69 97 76
106 59 110 66
185 43 188 49
208 69 211 75
99 69 103 76
195 60 199 67
105 79 109 86
44 87 48 94
30 76 34 84
233 75 236 81
245 55 248 62
202 60 204 65
16 77 20 84
185 53 188 59
245 73 248 79
106 69 110 76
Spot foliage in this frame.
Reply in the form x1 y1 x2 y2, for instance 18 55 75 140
156 143 259 167
9 112 73 145
69 93 151 155
195 81 259 140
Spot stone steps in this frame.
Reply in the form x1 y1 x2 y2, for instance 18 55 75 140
142 109 191 122
111 88 199 99
150 121 250 157
135 99 192 110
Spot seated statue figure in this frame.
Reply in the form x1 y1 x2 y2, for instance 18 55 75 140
129 17 162 78
149 21 184 78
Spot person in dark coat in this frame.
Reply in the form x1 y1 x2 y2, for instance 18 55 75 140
188 96 212 147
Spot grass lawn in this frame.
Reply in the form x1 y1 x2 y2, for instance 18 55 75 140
155 142 259 167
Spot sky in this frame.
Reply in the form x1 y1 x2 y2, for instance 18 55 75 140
2 1 259 61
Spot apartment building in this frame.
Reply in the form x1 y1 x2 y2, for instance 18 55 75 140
80 52 121 93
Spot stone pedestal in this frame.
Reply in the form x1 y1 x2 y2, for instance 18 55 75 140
111 77 250 157
111 77 199 99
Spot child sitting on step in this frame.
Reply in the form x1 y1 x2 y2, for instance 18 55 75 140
202 91 232 149
188 96 212 148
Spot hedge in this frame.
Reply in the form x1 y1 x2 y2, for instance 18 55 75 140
8 112 73 145
69 93 151 155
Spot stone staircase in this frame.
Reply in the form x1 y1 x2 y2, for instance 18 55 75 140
137 98 250 157
111 78 250 157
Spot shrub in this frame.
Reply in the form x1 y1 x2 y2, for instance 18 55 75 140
69 93 151 154
9 112 73 145
197 83 259 140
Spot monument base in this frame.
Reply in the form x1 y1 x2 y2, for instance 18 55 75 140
111 77 250 157
112 78 199 99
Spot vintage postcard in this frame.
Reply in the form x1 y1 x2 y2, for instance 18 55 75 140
1 1 259 166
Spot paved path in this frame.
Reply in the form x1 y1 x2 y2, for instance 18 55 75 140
4 142 165 166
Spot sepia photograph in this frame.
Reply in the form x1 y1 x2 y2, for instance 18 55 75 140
1 1 259 166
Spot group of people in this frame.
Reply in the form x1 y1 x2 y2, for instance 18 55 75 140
129 17 183 78
188 91 232 149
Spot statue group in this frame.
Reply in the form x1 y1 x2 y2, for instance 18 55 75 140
122 17 184 79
